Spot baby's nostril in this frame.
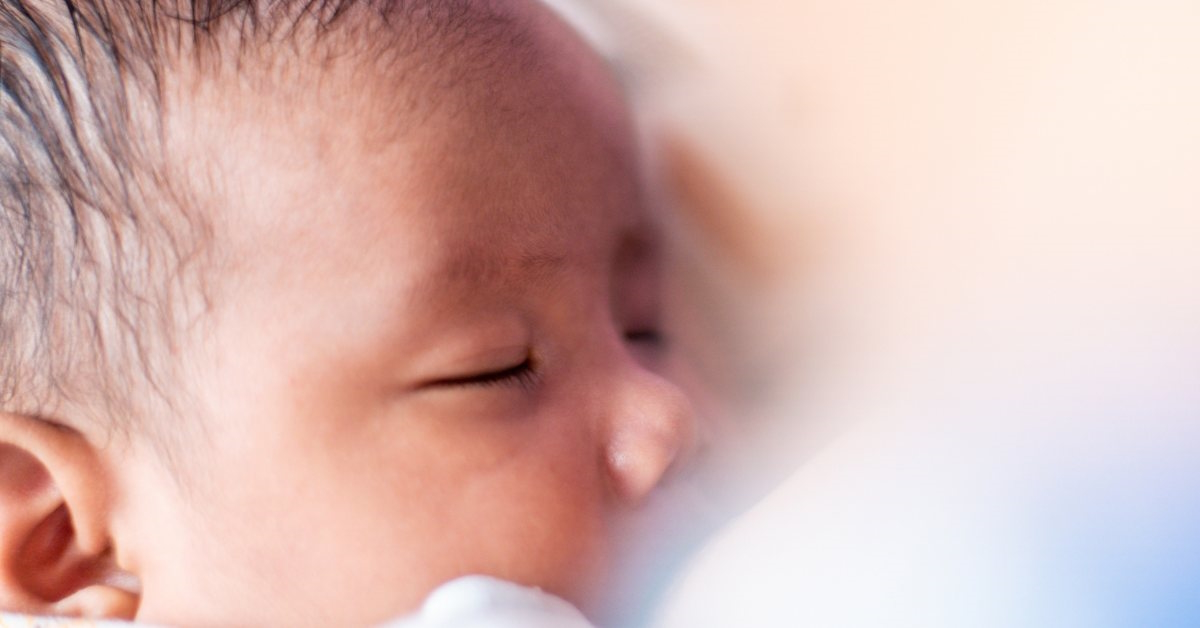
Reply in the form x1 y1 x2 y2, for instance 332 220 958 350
624 329 666 347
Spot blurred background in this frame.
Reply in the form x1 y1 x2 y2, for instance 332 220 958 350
544 1 1200 626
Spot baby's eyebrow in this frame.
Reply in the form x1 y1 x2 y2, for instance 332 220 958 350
413 222 657 301
413 249 573 299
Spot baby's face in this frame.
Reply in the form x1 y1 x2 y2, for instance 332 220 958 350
119 7 700 627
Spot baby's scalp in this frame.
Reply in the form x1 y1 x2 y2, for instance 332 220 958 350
0 0 526 437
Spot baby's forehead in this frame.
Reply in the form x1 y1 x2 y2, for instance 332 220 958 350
164 6 528 137
177 13 635 221
166 0 629 204
170 7 646 312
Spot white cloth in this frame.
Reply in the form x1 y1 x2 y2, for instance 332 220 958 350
381 576 595 628
0 615 140 627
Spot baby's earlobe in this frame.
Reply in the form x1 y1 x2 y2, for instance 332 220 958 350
52 583 140 620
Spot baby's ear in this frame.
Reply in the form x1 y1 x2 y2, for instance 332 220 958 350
0 413 139 619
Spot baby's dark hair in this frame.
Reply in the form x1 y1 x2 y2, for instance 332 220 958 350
0 0 517 433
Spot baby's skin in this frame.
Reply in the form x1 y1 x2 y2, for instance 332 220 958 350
0 1 703 625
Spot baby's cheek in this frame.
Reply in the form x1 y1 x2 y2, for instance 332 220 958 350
338 406 613 615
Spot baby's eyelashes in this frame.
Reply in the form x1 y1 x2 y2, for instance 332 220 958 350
429 356 540 391
409 340 538 392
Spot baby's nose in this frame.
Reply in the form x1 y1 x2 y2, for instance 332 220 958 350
604 369 697 505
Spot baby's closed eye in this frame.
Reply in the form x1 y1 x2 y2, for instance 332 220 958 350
428 354 539 390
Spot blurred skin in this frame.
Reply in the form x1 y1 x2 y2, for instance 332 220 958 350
86 2 701 626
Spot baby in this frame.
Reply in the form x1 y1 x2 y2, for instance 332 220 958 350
0 0 703 625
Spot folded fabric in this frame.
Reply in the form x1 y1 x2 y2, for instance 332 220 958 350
382 575 595 628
